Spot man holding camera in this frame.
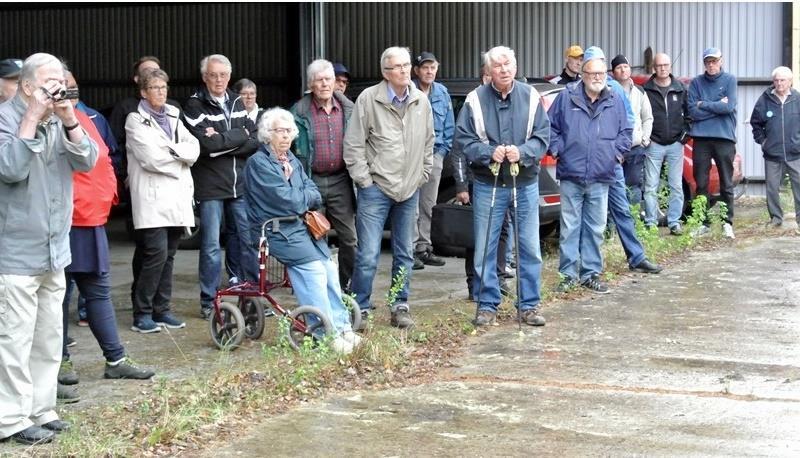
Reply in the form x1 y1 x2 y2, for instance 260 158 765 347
0 53 98 445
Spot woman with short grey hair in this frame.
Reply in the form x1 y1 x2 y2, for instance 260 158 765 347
233 78 262 123
245 107 359 354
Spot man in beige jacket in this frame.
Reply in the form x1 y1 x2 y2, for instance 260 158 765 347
344 46 434 329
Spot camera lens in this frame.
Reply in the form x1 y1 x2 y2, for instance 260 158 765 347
56 88 67 99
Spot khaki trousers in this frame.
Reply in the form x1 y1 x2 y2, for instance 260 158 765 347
0 270 65 438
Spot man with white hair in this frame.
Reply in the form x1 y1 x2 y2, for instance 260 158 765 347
751 66 800 231
454 45 551 327
344 46 434 329
549 46 632 294
183 54 259 320
0 52 98 444
290 59 357 292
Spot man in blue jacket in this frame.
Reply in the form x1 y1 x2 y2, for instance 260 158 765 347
750 66 800 231
454 45 551 327
549 46 632 294
412 52 454 269
687 47 738 239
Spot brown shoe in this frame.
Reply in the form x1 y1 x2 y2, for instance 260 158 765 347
518 309 546 326
473 310 496 327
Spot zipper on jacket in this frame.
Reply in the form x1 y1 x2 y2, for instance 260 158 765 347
781 101 787 161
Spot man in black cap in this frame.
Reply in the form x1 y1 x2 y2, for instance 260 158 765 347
412 51 454 269
333 62 351 96
0 58 23 103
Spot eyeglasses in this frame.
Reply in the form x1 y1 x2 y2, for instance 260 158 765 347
239 92 256 98
384 63 411 72
270 127 292 135
205 72 230 80
703 59 721 66
147 85 168 92
582 71 607 79
654 63 670 68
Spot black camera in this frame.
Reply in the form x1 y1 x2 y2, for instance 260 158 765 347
44 87 79 101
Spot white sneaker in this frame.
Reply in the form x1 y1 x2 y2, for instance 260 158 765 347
723 223 735 239
342 330 362 347
330 336 354 354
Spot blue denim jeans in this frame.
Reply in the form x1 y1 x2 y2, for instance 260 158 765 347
473 179 542 312
623 146 646 206
609 163 646 268
350 185 418 311
644 141 684 228
558 180 609 282
286 258 352 335
198 197 258 308
62 272 125 363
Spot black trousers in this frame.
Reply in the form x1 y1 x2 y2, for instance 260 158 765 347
692 138 736 224
131 227 182 317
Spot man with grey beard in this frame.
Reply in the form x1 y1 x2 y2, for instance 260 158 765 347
548 46 632 294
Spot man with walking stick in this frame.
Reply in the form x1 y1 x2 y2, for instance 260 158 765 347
454 46 550 327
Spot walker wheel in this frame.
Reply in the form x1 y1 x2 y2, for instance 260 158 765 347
286 305 333 351
209 301 245 350
241 298 266 340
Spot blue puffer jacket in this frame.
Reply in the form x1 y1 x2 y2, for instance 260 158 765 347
750 87 800 162
548 81 632 184
244 145 330 266
687 71 737 142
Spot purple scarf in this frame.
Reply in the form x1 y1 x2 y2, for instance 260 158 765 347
139 100 173 139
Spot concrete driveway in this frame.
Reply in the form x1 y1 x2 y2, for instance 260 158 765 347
210 235 800 457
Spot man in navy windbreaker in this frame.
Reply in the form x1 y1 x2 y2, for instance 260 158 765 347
687 47 738 238
548 46 632 294
750 66 800 230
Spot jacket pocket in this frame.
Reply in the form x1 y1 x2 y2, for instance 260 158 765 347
146 176 158 201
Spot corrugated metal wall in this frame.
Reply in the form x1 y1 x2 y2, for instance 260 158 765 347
325 2 782 81
325 2 785 189
0 4 300 112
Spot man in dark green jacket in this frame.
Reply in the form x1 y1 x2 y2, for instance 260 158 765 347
290 59 356 292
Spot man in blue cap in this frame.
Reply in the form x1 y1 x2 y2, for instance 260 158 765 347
333 62 351 97
548 46 632 294
687 47 738 238
0 58 23 103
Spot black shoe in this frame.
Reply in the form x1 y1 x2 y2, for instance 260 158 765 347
418 250 446 266
356 309 372 332
200 306 213 320
555 277 577 293
581 275 610 294
41 420 70 433
630 258 663 274
66 336 77 348
58 359 79 385
104 357 156 380
9 426 54 445
669 223 684 235
412 256 425 270
56 382 80 404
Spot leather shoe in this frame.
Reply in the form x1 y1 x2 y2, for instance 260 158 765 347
10 425 54 445
418 250 446 266
41 419 70 433
630 258 662 274
412 256 425 270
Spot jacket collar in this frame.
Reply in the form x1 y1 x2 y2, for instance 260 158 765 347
643 73 685 93
374 80 422 106
295 90 353 117
568 81 614 115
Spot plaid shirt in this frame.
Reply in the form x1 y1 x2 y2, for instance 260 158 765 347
310 97 345 174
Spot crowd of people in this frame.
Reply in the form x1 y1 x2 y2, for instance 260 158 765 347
1 41 796 445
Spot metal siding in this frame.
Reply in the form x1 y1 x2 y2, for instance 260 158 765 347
0 4 295 111
324 2 783 192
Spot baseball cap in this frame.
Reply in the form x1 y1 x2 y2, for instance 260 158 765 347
564 45 584 59
702 47 722 60
413 51 438 67
582 46 606 64
333 63 350 78
610 54 629 71
0 58 23 78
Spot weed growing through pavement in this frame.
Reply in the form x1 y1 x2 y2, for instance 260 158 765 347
386 265 408 307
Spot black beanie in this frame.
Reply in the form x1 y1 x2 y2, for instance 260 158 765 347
611 54 629 70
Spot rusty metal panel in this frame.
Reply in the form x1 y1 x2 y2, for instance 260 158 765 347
0 4 297 111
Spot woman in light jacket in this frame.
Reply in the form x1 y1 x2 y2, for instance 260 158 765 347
126 69 199 333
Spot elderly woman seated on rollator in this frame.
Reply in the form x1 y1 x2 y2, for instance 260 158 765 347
243 107 360 354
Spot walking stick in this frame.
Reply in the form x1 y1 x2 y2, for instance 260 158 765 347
510 162 522 332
